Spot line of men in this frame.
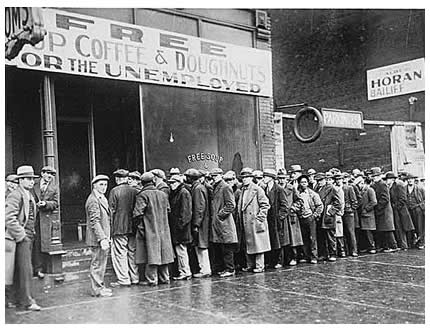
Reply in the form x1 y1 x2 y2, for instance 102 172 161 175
85 164 425 298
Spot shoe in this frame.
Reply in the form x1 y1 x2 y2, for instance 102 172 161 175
382 248 394 253
219 270 235 277
351 253 358 257
159 280 170 285
298 259 307 264
137 281 157 287
289 260 297 266
368 249 376 254
36 271 45 279
6 302 16 309
417 245 424 250
26 303 41 311
274 263 283 269
252 268 264 273
131 281 140 285
193 272 211 278
173 274 192 281
328 257 336 262
110 281 131 288
393 247 400 252
340 252 346 258
310 259 318 264
241 267 253 272
401 248 408 251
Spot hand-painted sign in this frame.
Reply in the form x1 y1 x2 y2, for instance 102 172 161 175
6 8 273 97
367 58 424 101
321 108 364 130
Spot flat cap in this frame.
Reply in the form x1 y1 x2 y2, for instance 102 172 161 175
169 167 181 175
352 168 362 176
370 167 383 177
384 171 397 179
223 170 236 180
240 167 254 178
307 168 316 175
6 174 19 183
210 168 223 176
314 172 326 181
128 171 141 180
252 170 263 178
113 169 129 177
150 169 166 180
263 169 277 178
404 173 418 180
325 172 334 179
168 174 183 183
184 168 202 178
92 174 109 185
141 172 155 182
41 165 57 174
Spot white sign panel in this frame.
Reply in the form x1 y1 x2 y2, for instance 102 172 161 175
321 108 364 129
6 8 273 97
367 58 424 101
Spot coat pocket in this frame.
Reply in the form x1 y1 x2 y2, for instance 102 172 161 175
256 220 266 233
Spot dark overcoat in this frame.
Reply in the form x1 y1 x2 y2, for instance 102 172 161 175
285 185 305 247
85 191 111 247
390 182 414 232
108 183 137 236
133 184 174 265
209 180 237 244
191 180 210 248
371 180 395 231
317 183 342 229
359 186 377 230
169 184 193 245
266 182 289 249
238 182 271 254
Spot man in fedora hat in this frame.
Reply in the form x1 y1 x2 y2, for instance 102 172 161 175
277 169 288 189
341 172 358 257
289 165 303 190
385 171 415 251
405 173 425 249
32 165 59 279
5 165 41 311
109 169 140 288
85 174 113 297
370 167 398 253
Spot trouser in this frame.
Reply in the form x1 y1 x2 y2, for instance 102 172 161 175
174 244 192 277
336 237 345 255
266 248 282 267
394 223 408 249
14 238 35 306
246 253 265 270
195 247 212 274
32 217 45 274
89 246 108 295
212 243 235 273
324 229 337 258
343 213 358 255
127 235 140 284
299 217 318 260
409 207 425 246
145 264 170 285
285 246 298 262
377 231 398 249
316 221 327 258
361 230 376 250
112 235 132 285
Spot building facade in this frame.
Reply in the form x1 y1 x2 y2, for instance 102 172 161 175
5 8 275 272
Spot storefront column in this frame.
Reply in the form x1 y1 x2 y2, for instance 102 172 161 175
41 75 66 275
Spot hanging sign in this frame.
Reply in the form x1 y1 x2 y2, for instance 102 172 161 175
6 8 273 97
321 108 364 130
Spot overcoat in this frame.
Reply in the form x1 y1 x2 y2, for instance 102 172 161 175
390 182 415 232
286 184 306 247
371 180 395 231
133 184 174 265
238 182 271 254
191 180 210 248
85 191 111 247
209 180 238 244
316 183 342 229
169 183 193 245
108 182 136 236
358 186 377 230
265 182 289 249
156 181 170 197
352 184 362 228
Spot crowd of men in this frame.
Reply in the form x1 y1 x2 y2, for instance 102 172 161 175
4 163 426 309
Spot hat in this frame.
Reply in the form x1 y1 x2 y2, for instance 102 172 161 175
223 171 236 180
329 168 341 175
240 167 254 178
16 165 39 178
263 169 277 179
352 168 362 177
128 171 141 180
333 173 343 180
41 165 57 174
404 173 418 180
141 172 155 182
150 169 166 180
210 168 223 176
384 171 397 179
184 168 202 178
314 172 326 181
113 169 129 177
168 174 183 183
307 168 316 175
325 172 334 179
91 174 109 185
277 168 287 178
169 167 181 175
290 164 302 173
353 176 364 185
297 174 310 183
252 170 263 178
370 167 383 177
6 174 19 183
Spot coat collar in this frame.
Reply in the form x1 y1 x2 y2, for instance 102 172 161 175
241 182 258 209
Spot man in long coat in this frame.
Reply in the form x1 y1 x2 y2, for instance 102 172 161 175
108 169 139 287
405 173 425 249
238 168 270 273
168 174 193 280
209 168 237 277
85 174 112 297
185 169 211 277
262 169 289 268
32 165 59 279
133 172 174 285
342 173 358 257
370 167 398 252
385 171 414 250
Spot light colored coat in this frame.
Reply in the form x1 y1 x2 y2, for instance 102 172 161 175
238 182 271 254
359 186 377 230
85 191 111 247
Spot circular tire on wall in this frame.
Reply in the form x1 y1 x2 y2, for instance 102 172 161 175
293 106 324 143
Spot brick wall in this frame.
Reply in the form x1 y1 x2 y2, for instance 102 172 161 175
269 9 425 171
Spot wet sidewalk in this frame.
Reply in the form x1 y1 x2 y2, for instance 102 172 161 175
5 249 425 323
